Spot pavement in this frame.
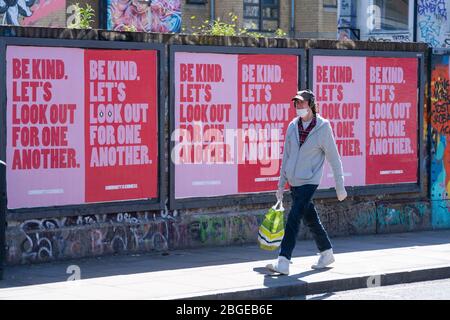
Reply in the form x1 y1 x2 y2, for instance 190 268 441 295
1 230 450 300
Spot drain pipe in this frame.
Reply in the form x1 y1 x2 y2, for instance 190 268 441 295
290 0 295 37
210 0 215 22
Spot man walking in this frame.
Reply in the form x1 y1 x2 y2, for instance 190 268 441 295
266 89 347 275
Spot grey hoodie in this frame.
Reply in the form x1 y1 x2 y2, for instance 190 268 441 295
278 114 346 197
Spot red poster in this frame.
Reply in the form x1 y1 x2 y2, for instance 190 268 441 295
84 50 158 202
366 57 418 184
237 55 298 193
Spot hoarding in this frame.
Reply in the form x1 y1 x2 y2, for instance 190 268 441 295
6 45 159 209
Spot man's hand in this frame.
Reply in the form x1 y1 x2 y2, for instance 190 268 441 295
337 188 347 201
276 188 284 202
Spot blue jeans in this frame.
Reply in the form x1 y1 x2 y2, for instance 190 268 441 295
279 184 332 260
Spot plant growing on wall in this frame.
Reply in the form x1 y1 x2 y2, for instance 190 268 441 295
184 13 287 38
68 3 95 29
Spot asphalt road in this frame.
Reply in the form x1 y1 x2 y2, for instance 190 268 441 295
282 278 450 300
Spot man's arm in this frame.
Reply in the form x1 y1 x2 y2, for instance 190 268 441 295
277 125 291 191
322 122 347 200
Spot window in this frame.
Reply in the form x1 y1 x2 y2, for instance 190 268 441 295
372 0 409 31
323 0 337 8
186 0 207 4
243 0 279 32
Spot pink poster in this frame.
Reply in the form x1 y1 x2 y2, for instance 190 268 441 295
313 56 366 189
84 49 158 203
237 55 298 193
6 45 160 210
6 46 85 209
313 54 419 190
366 57 418 184
174 52 238 198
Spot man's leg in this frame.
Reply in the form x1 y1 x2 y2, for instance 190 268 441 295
279 184 318 260
302 202 332 252
303 203 335 269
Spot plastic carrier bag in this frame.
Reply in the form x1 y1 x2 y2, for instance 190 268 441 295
258 201 285 250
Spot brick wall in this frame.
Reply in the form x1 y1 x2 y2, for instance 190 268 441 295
182 0 211 32
280 0 292 35
294 0 337 39
216 0 244 28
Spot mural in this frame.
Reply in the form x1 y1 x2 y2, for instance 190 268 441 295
0 0 66 27
1 0 36 25
6 210 262 265
417 0 450 48
430 54 450 228
107 0 181 33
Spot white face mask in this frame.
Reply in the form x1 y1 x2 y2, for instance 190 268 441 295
296 108 309 118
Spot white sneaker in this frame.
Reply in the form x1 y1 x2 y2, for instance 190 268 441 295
311 248 335 269
266 256 291 275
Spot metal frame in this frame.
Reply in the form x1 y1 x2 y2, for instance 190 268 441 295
0 37 166 220
308 49 426 199
169 44 306 210
0 41 5 279
98 0 108 30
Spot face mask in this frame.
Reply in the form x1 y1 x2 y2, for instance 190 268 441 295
296 108 308 118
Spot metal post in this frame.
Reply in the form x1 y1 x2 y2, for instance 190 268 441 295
0 38 5 281
290 0 295 38
413 0 417 42
210 0 215 22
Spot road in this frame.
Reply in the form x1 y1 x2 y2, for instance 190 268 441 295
281 278 450 300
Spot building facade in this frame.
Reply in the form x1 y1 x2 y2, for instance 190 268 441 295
0 0 338 39
337 0 450 48
182 0 338 39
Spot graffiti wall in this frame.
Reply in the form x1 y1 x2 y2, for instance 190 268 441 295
1 0 63 26
7 199 433 265
417 0 450 48
6 209 263 264
107 0 181 32
430 53 450 228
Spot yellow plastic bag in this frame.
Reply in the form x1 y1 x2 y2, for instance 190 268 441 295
258 201 285 250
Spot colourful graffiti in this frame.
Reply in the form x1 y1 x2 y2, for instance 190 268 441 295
6 211 180 264
430 54 450 228
6 209 264 265
0 0 67 27
417 0 449 48
22 0 66 27
418 0 447 19
0 0 35 25
107 0 181 33
377 203 430 232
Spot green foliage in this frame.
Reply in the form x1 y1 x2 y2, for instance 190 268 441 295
274 28 287 37
70 3 95 29
186 13 287 38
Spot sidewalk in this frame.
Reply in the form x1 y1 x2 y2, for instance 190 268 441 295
1 230 450 300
